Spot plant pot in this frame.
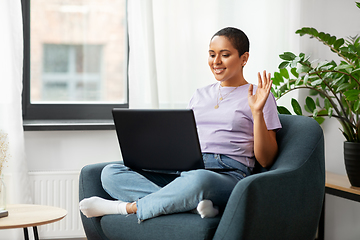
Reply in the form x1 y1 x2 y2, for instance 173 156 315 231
344 142 360 187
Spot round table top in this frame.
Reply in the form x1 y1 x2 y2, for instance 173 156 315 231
0 204 67 229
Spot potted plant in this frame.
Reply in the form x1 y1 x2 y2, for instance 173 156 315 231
272 2 360 186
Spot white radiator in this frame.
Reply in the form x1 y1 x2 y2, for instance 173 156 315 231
29 171 86 239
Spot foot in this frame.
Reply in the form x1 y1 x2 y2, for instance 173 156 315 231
79 196 129 218
196 200 219 218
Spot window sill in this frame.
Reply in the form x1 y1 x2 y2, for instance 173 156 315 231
23 119 115 131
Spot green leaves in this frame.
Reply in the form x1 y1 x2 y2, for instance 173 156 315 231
291 98 302 115
272 72 283 86
344 89 360 101
295 27 353 64
273 10 360 141
334 38 345 50
277 106 291 115
305 97 316 114
337 83 351 93
277 96 326 125
279 61 289 69
296 27 319 37
314 117 326 125
296 65 311 74
335 64 353 71
354 100 360 112
291 68 299 78
296 27 335 45
279 52 297 61
280 68 289 79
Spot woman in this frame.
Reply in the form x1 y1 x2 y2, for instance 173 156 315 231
79 27 281 221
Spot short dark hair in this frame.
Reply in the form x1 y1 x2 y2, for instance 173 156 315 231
211 27 249 57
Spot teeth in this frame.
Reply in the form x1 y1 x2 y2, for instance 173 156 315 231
214 68 225 73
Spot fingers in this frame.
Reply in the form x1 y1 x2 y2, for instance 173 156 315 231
257 72 262 88
266 72 272 91
248 84 254 97
258 70 272 90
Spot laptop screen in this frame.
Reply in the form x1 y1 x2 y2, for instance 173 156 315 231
112 109 204 171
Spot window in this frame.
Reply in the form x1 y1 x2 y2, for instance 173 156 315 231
21 0 128 129
42 44 103 102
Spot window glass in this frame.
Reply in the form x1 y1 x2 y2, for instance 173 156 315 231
42 44 103 101
30 0 127 104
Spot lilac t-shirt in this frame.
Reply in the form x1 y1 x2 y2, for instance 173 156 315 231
188 82 282 168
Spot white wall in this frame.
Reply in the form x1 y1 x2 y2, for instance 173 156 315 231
25 130 121 172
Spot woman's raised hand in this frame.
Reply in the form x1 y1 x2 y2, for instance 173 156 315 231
247 70 272 114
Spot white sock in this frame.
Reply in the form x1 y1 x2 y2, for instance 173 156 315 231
196 200 219 218
79 196 129 218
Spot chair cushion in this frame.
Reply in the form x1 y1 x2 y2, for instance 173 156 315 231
101 213 221 240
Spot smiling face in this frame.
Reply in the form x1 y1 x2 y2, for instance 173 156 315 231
208 35 249 87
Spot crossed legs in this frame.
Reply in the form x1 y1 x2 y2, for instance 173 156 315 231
80 164 238 221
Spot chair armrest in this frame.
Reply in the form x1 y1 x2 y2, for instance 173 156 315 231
79 161 121 240
79 161 121 201
213 137 325 240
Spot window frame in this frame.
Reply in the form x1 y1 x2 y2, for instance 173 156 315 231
21 0 129 130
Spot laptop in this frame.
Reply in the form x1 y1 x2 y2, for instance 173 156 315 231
112 109 236 172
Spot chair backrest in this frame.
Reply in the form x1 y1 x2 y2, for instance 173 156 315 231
213 114 325 240
271 114 325 172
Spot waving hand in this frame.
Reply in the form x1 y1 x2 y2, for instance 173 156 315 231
248 70 272 114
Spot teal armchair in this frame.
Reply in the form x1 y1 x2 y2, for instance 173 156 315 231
79 114 325 240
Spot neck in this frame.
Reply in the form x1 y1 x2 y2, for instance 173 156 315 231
220 77 248 87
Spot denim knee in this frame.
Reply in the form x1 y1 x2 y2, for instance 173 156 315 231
101 164 127 191
179 169 239 205
180 170 216 192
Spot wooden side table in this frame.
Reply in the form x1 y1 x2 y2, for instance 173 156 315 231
0 204 67 240
318 172 360 240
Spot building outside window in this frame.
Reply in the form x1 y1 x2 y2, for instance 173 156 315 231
42 44 103 102
23 0 128 125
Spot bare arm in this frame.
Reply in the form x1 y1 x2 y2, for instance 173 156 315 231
248 71 278 168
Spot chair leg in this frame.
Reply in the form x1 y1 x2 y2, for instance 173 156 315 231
317 194 325 240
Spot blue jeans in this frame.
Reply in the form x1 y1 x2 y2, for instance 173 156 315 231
101 153 252 221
